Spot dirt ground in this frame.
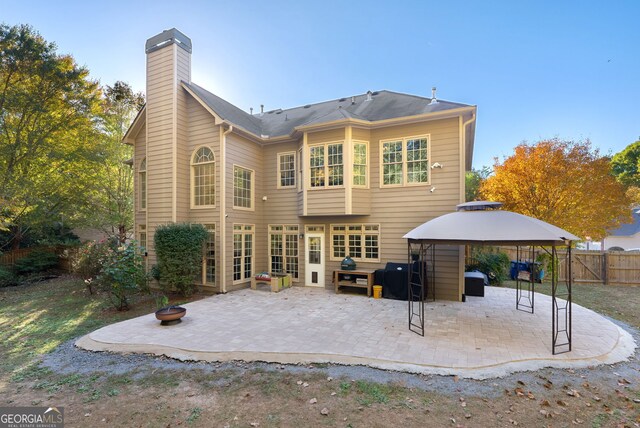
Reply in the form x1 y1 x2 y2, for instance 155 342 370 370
1 278 639 427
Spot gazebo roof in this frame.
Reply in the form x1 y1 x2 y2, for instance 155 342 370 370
404 202 579 246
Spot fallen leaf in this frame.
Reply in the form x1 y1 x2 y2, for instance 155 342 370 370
461 402 467 407
557 400 567 407
450 418 456 424
540 400 551 407
330 392 336 396
572 418 583 424
517 380 525 386
527 392 535 400
320 408 329 416
566 389 580 398
309 398 317 404
633 398 640 403
250 423 259 427
459 397 465 402
465 414 471 419
303 382 309 387
515 388 525 397
539 410 552 419
594 396 602 402
326 377 333 382
296 380 303 385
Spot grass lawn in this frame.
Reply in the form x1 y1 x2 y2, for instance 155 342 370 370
1 276 639 427
502 280 640 329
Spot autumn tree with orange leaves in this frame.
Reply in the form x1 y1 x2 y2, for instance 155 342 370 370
480 139 630 240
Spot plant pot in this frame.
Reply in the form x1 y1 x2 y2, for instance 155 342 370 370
155 306 186 326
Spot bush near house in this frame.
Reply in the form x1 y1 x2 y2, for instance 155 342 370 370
154 223 208 297
13 249 59 276
466 248 510 285
0 266 18 287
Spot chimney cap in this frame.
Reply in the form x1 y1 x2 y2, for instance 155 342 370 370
146 28 192 54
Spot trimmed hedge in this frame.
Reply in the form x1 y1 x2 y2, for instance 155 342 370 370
154 223 208 297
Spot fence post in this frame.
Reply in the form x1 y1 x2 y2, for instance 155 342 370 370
603 252 609 285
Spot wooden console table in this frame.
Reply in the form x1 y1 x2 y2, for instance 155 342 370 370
333 269 375 297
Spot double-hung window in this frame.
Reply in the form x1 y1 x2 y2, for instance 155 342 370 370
353 142 368 187
309 142 343 188
331 224 380 262
269 225 299 279
381 136 429 186
277 152 296 188
233 224 254 282
202 224 215 285
139 158 147 210
233 165 254 209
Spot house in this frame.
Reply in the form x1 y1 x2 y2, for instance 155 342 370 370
124 28 477 300
602 208 640 250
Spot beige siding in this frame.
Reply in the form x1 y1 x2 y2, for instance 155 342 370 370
307 188 346 215
134 123 147 229
352 127 370 141
225 133 265 288
351 188 371 215
367 118 463 300
307 128 345 144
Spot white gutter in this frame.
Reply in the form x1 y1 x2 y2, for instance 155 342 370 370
220 124 233 293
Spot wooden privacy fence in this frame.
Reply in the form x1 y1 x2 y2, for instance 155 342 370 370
493 246 640 285
0 245 77 272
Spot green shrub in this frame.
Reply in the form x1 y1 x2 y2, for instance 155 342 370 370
13 249 59 275
466 248 510 285
97 242 148 311
72 240 114 293
154 223 208 297
0 266 18 287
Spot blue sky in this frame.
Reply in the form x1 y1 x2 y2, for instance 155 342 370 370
3 0 639 168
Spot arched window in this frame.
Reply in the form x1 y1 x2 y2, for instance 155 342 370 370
139 158 147 210
191 147 215 207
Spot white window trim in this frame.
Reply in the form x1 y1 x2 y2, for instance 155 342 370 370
268 224 300 282
330 223 381 262
379 134 431 188
276 151 297 189
307 140 345 190
233 164 255 211
201 224 216 286
233 223 255 284
139 158 147 212
352 140 369 189
190 145 216 209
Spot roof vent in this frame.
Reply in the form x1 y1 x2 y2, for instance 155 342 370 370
250 107 253 115
338 98 346 102
303 104 311 109
429 87 438 105
351 96 356 105
372 91 379 96
456 201 503 211
260 104 264 116
366 91 373 101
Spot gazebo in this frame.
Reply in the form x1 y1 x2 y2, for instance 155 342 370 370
403 201 579 355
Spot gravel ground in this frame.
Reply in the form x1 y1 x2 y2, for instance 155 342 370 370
42 317 639 399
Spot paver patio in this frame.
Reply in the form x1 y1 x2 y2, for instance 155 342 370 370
76 286 636 379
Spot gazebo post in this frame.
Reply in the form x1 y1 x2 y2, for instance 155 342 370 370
551 243 573 354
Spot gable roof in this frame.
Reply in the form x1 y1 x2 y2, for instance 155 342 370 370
608 209 640 237
182 81 473 139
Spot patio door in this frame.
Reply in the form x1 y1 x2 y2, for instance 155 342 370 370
305 232 325 287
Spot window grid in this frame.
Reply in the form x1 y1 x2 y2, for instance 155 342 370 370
382 141 403 185
233 224 254 282
233 166 253 209
406 138 429 183
309 146 325 187
381 136 430 186
269 225 299 279
331 224 380 261
353 142 367 186
139 158 147 210
204 224 215 284
308 142 344 188
327 143 343 186
278 152 296 188
191 147 215 207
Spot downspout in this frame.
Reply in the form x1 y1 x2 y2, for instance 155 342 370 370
220 124 233 293
459 111 476 301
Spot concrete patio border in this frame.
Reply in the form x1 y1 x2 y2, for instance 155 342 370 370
76 287 636 380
